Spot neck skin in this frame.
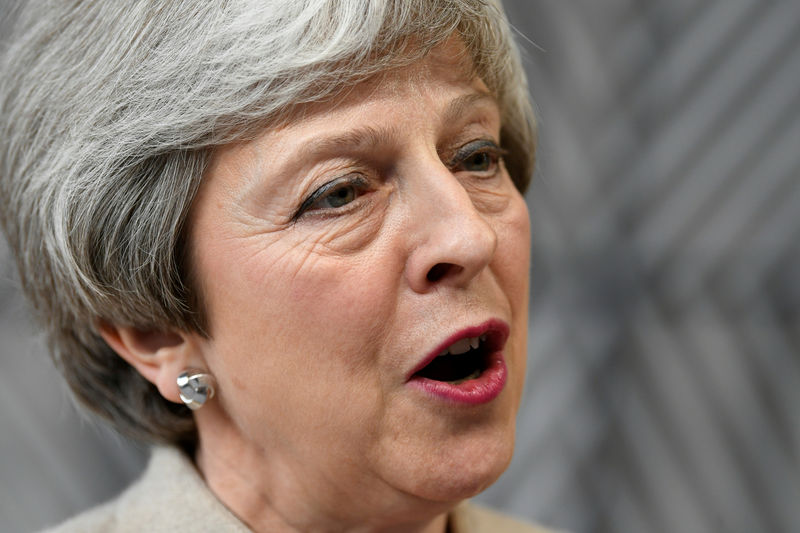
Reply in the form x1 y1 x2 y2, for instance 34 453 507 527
193 408 452 533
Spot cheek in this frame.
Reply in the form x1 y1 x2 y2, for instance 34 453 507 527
201 233 401 397
199 244 400 453
497 193 531 303
284 257 397 373
495 194 531 401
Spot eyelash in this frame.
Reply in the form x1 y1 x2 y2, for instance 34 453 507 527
292 174 370 221
293 139 506 220
448 139 507 175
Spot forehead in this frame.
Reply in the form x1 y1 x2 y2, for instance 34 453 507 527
278 37 484 126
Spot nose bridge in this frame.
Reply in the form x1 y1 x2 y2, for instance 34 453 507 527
403 155 498 292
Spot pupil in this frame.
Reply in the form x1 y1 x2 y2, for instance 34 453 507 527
329 186 355 207
468 153 489 170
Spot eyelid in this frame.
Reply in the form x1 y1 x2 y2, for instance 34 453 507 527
292 174 369 221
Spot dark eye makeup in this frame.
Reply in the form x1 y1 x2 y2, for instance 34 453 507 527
292 139 506 222
449 139 507 174
292 175 370 221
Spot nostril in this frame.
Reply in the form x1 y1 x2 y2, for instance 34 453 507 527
426 262 462 282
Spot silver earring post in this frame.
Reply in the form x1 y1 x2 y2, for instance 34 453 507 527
177 369 216 410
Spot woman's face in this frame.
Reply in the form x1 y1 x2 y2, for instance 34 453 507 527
187 40 531 522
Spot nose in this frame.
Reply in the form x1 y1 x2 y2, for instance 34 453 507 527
403 166 498 294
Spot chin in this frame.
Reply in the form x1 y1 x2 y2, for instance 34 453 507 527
429 432 515 502
382 417 517 506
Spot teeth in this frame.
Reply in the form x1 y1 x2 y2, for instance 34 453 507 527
480 334 487 342
448 338 472 355
440 336 482 356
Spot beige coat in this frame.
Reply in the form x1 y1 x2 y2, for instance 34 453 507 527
43 447 557 533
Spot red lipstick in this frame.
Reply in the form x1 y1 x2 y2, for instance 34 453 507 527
407 319 509 405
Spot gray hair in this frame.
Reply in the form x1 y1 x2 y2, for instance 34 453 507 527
0 0 536 445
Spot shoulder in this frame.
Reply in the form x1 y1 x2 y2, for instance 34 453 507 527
450 501 565 533
40 447 249 533
40 498 119 533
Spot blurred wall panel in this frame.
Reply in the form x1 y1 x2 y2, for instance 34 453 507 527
477 2 800 533
1 1 799 532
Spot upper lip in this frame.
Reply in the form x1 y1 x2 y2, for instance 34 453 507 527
406 318 510 381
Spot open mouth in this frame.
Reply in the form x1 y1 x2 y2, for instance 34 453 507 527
408 320 510 404
412 327 506 385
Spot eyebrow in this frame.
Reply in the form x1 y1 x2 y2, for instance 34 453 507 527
441 91 499 126
301 91 500 161
239 89 501 205
306 124 401 161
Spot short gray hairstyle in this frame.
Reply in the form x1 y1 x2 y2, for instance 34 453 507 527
0 0 536 445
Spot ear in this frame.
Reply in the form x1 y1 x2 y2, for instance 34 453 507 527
97 322 204 405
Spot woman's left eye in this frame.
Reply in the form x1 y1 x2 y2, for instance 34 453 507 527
450 140 505 174
461 151 493 172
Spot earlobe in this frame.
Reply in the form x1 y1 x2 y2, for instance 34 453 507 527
97 322 201 405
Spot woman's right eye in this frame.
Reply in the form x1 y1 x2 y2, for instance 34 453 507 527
293 175 370 220
315 183 359 209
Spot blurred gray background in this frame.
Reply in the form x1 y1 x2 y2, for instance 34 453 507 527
2 1 799 532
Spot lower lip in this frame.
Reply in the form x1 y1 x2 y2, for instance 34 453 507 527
407 351 507 405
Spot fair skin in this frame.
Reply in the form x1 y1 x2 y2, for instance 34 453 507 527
101 40 531 533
